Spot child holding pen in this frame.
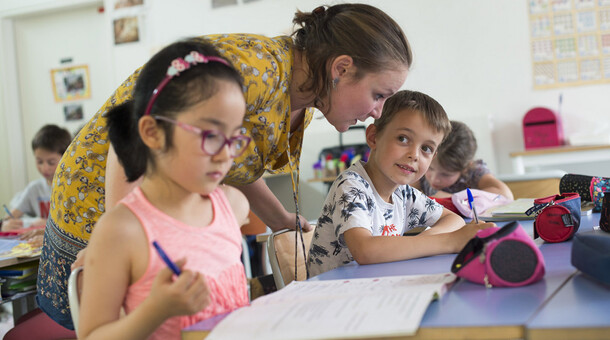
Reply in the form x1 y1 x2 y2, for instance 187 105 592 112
78 40 250 339
1 124 71 231
308 91 494 276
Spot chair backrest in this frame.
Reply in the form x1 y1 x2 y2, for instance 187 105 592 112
68 266 83 336
267 228 315 289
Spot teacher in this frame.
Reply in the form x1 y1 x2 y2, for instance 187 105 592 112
37 3 412 329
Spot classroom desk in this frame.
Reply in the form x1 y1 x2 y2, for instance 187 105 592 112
526 227 610 340
309 214 600 340
510 144 610 174
183 214 605 340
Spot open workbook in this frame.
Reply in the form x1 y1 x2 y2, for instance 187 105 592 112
202 272 456 340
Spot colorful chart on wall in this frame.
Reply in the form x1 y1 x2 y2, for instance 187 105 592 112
529 0 610 89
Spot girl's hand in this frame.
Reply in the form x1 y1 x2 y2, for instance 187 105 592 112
71 247 87 270
149 258 211 318
451 222 496 253
1 218 23 231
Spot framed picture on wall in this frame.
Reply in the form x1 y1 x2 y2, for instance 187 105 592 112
114 0 144 10
50 65 91 102
113 16 140 44
63 103 84 122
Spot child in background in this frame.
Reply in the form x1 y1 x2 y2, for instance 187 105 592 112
1 124 71 231
412 121 514 200
308 91 494 276
79 39 251 339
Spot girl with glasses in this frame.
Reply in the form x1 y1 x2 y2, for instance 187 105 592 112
78 40 250 340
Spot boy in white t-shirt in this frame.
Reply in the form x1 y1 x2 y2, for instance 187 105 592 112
1 124 72 231
308 90 495 276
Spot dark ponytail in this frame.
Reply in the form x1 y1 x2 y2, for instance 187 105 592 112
107 101 149 182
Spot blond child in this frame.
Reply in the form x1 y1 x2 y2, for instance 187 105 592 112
308 91 493 276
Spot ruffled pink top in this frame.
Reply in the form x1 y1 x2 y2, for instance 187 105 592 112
120 187 248 340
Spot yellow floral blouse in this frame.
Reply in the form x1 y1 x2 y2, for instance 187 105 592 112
37 33 313 328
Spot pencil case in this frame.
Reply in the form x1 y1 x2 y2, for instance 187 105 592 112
526 193 581 243
451 222 545 288
559 174 609 212
571 232 610 286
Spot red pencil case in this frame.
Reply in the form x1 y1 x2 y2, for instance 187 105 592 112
526 193 581 243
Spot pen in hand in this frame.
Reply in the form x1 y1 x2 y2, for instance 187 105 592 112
152 240 181 276
3 204 14 219
466 188 479 224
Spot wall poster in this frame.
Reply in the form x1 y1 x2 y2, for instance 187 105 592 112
529 0 610 89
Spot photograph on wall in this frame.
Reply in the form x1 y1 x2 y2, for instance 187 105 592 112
50 65 91 102
212 0 237 8
114 0 144 10
114 16 140 44
63 103 84 122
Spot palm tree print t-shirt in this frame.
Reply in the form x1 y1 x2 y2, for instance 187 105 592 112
308 161 443 277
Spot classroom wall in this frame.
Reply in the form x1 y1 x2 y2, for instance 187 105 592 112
1 0 609 220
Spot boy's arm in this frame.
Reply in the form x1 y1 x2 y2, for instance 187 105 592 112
343 221 492 265
419 208 464 235
477 173 514 200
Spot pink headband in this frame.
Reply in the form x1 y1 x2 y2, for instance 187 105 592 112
144 51 231 116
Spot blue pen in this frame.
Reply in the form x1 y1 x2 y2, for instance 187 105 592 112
466 188 479 224
152 240 181 276
3 204 14 219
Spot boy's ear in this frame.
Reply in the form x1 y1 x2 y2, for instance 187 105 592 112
365 124 378 149
138 116 165 150
330 55 354 80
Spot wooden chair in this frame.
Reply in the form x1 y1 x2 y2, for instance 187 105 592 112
266 228 315 289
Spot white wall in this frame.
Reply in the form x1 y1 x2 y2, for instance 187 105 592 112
1 0 609 220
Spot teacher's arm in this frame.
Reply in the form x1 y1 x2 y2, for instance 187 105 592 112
234 177 312 232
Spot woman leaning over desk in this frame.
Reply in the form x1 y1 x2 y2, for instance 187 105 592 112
36 3 413 329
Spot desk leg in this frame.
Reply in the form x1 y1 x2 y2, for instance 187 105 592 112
11 293 37 324
512 156 525 175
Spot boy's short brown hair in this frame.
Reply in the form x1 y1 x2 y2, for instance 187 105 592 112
373 90 451 140
31 124 72 155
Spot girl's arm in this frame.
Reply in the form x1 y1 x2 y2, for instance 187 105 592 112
477 173 514 200
234 177 312 232
79 206 209 340
221 185 250 226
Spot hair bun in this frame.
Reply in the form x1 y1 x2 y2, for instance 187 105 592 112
312 6 326 17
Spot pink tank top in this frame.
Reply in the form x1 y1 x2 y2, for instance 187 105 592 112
121 187 249 340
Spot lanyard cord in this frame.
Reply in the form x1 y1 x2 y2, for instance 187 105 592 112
286 139 309 282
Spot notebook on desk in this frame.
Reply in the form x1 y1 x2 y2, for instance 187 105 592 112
480 198 594 222
197 273 456 340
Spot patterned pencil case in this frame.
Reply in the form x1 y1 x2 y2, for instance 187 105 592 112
526 193 581 243
559 174 609 212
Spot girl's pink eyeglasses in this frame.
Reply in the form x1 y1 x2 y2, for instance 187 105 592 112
153 115 251 158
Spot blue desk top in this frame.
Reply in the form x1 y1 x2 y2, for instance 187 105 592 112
527 223 610 338
311 214 602 335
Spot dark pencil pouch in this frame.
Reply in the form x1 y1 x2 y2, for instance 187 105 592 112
526 193 581 243
451 222 545 288
571 232 610 286
559 174 610 212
